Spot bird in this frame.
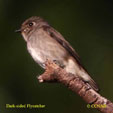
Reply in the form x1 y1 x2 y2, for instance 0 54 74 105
16 16 99 91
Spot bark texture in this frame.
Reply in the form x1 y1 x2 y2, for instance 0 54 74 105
37 60 113 113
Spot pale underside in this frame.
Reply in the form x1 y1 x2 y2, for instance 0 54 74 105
27 28 90 81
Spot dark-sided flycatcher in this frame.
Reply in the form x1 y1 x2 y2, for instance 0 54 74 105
17 16 99 91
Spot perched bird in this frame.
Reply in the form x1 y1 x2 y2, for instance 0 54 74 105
16 16 99 91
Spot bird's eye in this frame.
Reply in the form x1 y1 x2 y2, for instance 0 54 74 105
28 22 33 27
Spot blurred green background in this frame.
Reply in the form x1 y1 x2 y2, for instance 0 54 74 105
0 0 113 113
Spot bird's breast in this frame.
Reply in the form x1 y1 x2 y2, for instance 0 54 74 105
27 28 68 67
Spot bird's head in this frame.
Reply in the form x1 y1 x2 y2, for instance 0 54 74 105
16 16 48 41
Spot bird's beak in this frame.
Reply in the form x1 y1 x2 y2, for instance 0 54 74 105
15 29 21 33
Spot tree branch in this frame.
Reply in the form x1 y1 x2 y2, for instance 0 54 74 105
37 60 113 113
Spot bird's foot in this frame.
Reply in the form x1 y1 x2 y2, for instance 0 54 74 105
53 60 65 68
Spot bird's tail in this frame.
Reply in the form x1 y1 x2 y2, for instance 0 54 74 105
80 71 99 92
87 76 99 92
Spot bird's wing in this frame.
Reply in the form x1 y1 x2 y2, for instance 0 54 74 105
42 25 86 70
42 25 99 92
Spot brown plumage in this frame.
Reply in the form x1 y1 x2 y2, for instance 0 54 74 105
18 16 99 91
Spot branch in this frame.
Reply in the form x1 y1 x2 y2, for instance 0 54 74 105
37 60 113 113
